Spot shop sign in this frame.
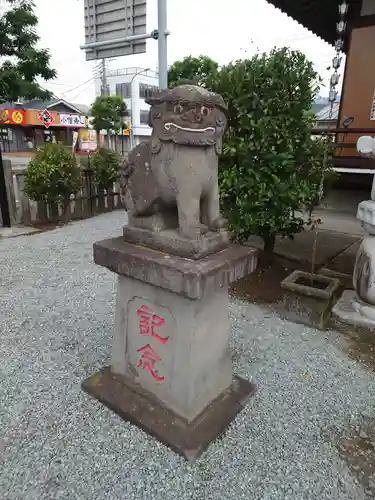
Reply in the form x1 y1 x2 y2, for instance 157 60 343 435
59 113 86 127
79 129 97 151
38 109 54 128
0 109 25 125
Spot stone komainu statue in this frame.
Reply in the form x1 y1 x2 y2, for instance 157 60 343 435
122 84 228 240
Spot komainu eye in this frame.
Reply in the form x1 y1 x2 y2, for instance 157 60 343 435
200 106 210 116
174 104 183 114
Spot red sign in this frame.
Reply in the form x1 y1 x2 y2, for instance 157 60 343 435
136 304 169 382
0 109 25 125
38 109 54 128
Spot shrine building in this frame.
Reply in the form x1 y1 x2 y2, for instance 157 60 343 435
266 0 375 175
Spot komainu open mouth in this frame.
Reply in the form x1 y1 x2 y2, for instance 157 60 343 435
164 123 215 133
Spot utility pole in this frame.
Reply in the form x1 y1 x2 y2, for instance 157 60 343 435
99 59 110 149
100 59 109 96
157 0 168 89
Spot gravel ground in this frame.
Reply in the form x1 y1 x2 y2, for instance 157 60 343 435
1 211 375 500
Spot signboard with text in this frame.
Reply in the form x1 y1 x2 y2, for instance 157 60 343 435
79 129 97 151
84 0 147 61
59 113 86 127
0 109 25 125
38 109 54 128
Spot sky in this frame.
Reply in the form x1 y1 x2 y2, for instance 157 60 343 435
18 0 342 105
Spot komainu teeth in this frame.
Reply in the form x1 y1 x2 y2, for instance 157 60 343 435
164 123 215 133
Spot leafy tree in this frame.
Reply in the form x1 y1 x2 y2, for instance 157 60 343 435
168 55 218 89
210 48 331 253
91 148 123 189
90 95 128 149
24 143 82 223
0 0 56 102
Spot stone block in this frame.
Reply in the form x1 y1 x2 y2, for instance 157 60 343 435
112 273 235 421
82 367 256 461
123 224 230 260
93 236 257 300
332 290 375 339
84 236 258 457
280 270 340 329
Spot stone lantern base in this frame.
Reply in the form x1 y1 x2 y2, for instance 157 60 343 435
82 236 258 460
332 290 375 336
332 199 375 335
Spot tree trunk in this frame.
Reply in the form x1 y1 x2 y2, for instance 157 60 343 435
263 235 276 254
62 197 71 225
261 234 276 268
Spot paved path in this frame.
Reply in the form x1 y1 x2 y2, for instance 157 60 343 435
1 212 375 499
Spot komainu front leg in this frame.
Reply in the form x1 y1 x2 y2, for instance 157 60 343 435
177 192 207 239
202 181 227 231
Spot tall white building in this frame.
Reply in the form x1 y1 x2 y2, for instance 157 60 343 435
94 67 159 148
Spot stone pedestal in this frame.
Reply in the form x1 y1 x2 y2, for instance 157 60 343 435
82 236 258 460
332 136 375 334
333 199 375 334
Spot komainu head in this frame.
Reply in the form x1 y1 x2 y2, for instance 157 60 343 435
146 84 228 147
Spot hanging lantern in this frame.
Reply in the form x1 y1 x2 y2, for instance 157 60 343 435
336 20 347 35
329 89 338 103
332 55 342 70
338 1 349 16
330 73 340 86
335 39 344 52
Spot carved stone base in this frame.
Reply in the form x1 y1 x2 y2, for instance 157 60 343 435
332 289 375 337
123 224 230 260
82 366 256 461
89 237 258 457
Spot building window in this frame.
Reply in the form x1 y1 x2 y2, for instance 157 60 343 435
116 83 131 99
139 83 158 99
140 110 149 125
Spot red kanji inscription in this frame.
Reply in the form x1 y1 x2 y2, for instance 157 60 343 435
136 305 169 344
136 344 165 382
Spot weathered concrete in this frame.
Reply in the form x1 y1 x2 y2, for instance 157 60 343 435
112 274 232 422
94 236 257 300
247 229 360 266
86 236 258 451
0 225 40 239
319 241 361 290
82 367 256 461
280 270 341 329
332 290 375 339
275 230 359 266
122 225 230 259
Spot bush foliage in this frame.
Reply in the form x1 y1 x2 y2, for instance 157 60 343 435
90 148 123 189
24 143 82 206
169 48 333 251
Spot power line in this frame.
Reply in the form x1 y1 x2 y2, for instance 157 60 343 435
68 81 96 103
61 77 95 96
46 82 75 88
